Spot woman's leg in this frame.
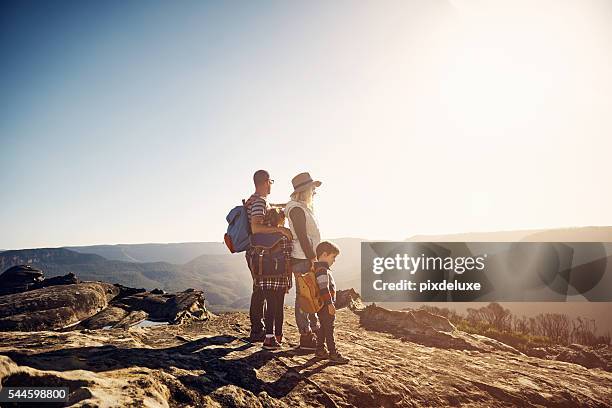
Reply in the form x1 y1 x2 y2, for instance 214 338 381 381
292 259 312 334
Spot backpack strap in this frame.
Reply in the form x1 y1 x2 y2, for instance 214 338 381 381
243 197 254 235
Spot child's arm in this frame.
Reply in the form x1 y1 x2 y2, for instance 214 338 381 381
315 266 333 306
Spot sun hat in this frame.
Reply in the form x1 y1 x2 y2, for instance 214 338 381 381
291 172 322 194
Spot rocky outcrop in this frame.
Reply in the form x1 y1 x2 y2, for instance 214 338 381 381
78 289 211 329
554 343 610 370
75 306 131 330
0 282 119 331
524 343 612 371
0 275 609 406
335 288 363 310
0 265 79 296
111 288 210 324
1 308 611 407
0 276 212 331
356 303 522 354
0 265 44 295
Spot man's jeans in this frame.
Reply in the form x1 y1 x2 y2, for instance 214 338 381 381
248 251 265 335
249 285 266 335
293 258 320 334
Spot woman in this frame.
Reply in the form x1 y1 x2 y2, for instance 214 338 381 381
286 172 322 350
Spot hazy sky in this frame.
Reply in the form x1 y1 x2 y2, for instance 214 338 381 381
1 0 611 249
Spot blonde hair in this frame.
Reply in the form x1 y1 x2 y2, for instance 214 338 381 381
290 187 314 210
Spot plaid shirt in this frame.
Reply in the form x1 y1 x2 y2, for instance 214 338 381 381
254 236 293 292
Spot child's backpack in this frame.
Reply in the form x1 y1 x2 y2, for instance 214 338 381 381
224 199 252 253
247 233 292 278
295 269 324 313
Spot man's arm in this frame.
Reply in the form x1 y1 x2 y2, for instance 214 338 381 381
288 207 316 260
269 202 287 209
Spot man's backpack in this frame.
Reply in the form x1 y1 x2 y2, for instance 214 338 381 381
295 269 324 313
224 199 252 253
247 233 292 279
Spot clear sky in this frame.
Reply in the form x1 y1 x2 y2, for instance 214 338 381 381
1 0 611 250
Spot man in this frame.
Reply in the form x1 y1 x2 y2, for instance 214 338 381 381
246 169 292 342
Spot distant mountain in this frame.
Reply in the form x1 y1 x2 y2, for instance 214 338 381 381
0 248 181 290
407 226 612 242
66 242 228 264
0 239 363 312
3 228 611 329
0 247 254 310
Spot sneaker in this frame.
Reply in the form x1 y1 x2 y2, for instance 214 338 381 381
248 331 266 343
298 333 317 351
315 347 329 359
329 351 350 364
263 336 281 350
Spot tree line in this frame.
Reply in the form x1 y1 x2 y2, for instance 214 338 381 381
420 303 610 347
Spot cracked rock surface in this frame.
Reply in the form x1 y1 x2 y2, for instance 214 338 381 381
1 307 611 407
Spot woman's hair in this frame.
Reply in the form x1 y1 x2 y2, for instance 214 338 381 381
290 187 314 210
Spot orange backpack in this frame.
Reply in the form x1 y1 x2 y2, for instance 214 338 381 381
295 269 324 313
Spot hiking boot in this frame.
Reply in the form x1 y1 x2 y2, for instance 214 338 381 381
329 351 349 364
315 347 329 359
298 333 317 351
263 336 281 350
248 331 266 343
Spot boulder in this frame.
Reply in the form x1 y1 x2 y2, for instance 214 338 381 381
0 265 44 295
34 272 80 289
0 265 80 296
113 310 149 329
355 303 521 354
113 289 211 324
75 306 130 330
0 282 120 331
554 343 610 370
335 288 363 310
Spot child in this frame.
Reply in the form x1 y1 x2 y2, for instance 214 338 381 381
313 241 349 364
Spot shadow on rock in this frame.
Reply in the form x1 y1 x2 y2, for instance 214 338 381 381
5 335 329 401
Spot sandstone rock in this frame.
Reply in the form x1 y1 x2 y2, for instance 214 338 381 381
35 272 80 288
554 343 610 370
355 303 522 354
527 347 550 358
0 265 80 296
0 276 211 331
0 265 44 295
76 306 130 330
335 288 363 310
0 355 171 407
0 282 119 331
356 303 456 334
1 308 611 407
113 283 147 299
113 289 211 324
113 310 149 329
